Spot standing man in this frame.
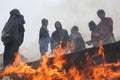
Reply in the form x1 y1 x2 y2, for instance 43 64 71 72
1 9 25 67
97 9 115 44
39 18 50 56
51 21 69 52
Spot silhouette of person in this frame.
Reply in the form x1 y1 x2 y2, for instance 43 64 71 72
86 21 101 47
39 18 50 56
69 26 86 52
51 21 69 52
97 9 116 44
1 9 25 67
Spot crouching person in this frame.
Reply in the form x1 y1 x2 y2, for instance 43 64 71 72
69 26 86 52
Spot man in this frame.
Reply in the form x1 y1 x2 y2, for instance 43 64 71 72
1 9 25 67
39 18 50 56
97 9 115 44
51 21 69 52
69 26 86 52
86 21 101 47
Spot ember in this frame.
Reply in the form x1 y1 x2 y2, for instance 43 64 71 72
0 41 120 80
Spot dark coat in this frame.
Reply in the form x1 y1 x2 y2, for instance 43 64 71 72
39 26 50 41
1 13 25 46
51 29 69 50
39 26 50 55
69 32 86 52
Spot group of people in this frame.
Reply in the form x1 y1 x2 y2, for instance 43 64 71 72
1 8 115 67
39 19 86 56
39 9 116 56
86 9 115 47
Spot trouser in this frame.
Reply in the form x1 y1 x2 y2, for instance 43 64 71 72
4 41 19 67
40 39 49 56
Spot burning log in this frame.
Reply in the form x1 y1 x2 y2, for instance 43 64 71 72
62 40 120 70
28 41 120 69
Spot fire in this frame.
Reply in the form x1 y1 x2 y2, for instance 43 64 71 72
0 41 120 80
52 41 74 56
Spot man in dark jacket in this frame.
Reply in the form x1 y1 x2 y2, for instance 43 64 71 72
39 18 50 56
69 26 86 52
97 9 116 44
1 9 25 67
51 21 69 52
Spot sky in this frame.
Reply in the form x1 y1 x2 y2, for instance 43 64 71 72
0 0 120 61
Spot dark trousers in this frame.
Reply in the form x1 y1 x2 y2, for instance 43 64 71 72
4 41 19 67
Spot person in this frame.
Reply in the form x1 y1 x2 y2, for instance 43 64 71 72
86 21 101 47
69 26 86 52
51 21 69 52
39 18 50 56
97 9 116 44
1 9 25 67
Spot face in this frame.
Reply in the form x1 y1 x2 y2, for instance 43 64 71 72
98 13 105 20
55 22 62 31
44 21 48 26
71 28 78 34
71 29 76 34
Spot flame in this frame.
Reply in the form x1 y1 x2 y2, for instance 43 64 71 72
0 41 120 80
52 41 75 56
0 53 35 75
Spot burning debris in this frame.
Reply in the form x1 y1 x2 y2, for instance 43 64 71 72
0 41 120 80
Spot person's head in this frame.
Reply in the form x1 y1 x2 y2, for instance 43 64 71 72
71 26 79 34
41 18 48 26
55 21 62 31
10 9 20 16
97 9 106 20
88 21 97 31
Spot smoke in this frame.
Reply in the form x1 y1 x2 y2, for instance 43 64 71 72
0 0 120 61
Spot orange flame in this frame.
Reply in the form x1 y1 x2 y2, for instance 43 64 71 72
0 41 120 80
